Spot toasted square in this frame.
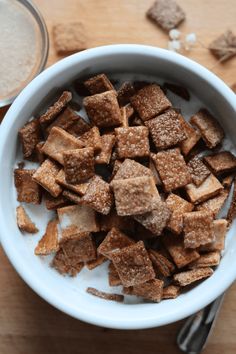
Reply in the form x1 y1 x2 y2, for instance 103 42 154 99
130 84 171 121
190 109 224 148
204 152 236 175
149 250 175 277
115 126 150 158
14 169 42 204
108 262 122 286
162 285 180 299
95 134 116 164
126 279 164 302
227 179 236 225
62 190 81 204
178 115 201 156
111 176 160 216
187 156 211 186
196 189 229 217
16 206 38 234
63 148 94 184
111 241 155 287
33 159 62 197
52 22 86 55
80 175 113 215
166 193 194 234
185 174 223 204
78 127 102 153
39 91 72 127
42 127 83 164
164 82 190 101
86 287 124 302
57 205 99 241
19 119 41 159
183 211 214 249
56 169 89 195
35 219 59 255
152 148 192 192
100 209 135 233
117 82 136 106
52 248 84 277
145 109 186 149
209 30 236 62
86 254 107 270
83 90 122 127
113 159 154 181
98 228 134 259
62 234 96 261
84 74 114 95
173 267 213 286
189 251 220 269
44 193 69 210
201 219 227 252
147 0 185 31
134 200 171 236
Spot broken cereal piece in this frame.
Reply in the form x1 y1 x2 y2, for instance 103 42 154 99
174 267 213 286
126 279 164 302
130 84 171 121
113 158 154 181
208 30 236 62
16 206 38 234
108 262 122 286
56 169 89 195
35 219 59 255
200 219 227 252
187 156 211 186
45 193 69 210
98 227 134 259
78 127 102 153
86 254 107 270
166 193 194 234
95 134 116 164
178 115 201 156
162 285 180 299
83 90 122 128
84 74 114 95
33 159 62 197
19 119 41 159
204 151 236 175
52 22 86 55
86 287 124 302
63 148 94 184
163 82 190 100
190 109 224 148
185 174 223 204
117 82 136 106
227 178 236 224
115 126 150 158
189 251 220 269
111 241 155 287
149 249 175 277
14 169 42 204
62 190 81 204
100 209 135 233
196 189 229 217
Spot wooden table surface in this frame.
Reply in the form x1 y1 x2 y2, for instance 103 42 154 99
0 1 236 353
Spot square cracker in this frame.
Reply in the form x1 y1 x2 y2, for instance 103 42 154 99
178 115 201 156
16 206 38 234
33 159 62 197
78 127 102 153
196 189 229 217
83 90 122 128
209 30 236 62
152 148 192 192
189 251 221 269
183 211 214 249
149 250 175 277
130 84 171 121
14 169 42 204
145 109 186 149
56 169 88 195
52 247 84 277
162 285 180 299
204 151 236 175
19 119 41 159
42 127 84 164
115 126 150 158
200 219 227 252
173 267 213 286
190 109 224 149
113 158 154 181
84 74 114 95
125 279 164 303
111 241 155 287
166 193 194 234
35 219 59 255
95 134 116 164
187 156 211 186
63 147 94 184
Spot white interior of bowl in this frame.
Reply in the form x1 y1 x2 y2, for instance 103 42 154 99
0 45 235 330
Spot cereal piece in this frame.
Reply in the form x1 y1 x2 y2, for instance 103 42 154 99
204 152 236 175
126 279 164 302
145 109 186 149
111 241 155 287
117 82 136 106
134 200 171 236
166 193 194 234
84 74 114 95
173 267 213 286
227 179 236 224
95 134 116 164
35 142 45 163
130 84 171 121
149 249 175 277
98 227 134 259
14 169 42 204
86 287 124 302
86 254 107 270
100 209 135 233
80 175 113 215
52 22 86 55
190 109 224 149
108 262 122 286
149 160 162 185
185 174 223 204
222 174 234 189
163 82 190 100
35 219 59 255
201 219 227 252
45 193 69 210
56 169 89 195
187 156 211 186
152 148 192 192
33 159 62 197
83 90 122 128
63 234 96 262
178 115 201 156
113 159 154 181
163 234 200 268
162 285 180 299
208 30 236 62
189 251 220 269
16 206 38 234
62 190 81 204
19 119 41 159
115 126 150 158
183 211 214 249
111 176 160 216
196 189 229 217
78 127 102 153
120 106 129 128
39 91 72 127
52 248 84 276
42 127 84 164
63 148 94 184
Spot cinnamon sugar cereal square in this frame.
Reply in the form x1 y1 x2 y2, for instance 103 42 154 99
149 250 175 277
95 134 116 164
62 190 81 204
108 262 122 286
189 251 220 269
126 279 164 302
162 285 180 299
78 127 102 153
190 109 224 148
196 189 229 217
86 254 107 270
100 209 135 233
14 169 42 204
113 159 154 181
80 175 113 215
117 82 136 106
166 193 194 234
173 267 213 286
19 119 41 159
63 148 94 184
209 30 236 62
183 211 214 249
178 115 201 156
84 74 114 95
204 151 236 175
66 116 91 137
35 219 59 255
83 90 122 127
52 248 84 276
130 84 171 121
52 22 86 55
115 126 150 158
152 148 192 192
187 156 211 186
201 219 227 252
145 109 186 149
98 227 134 258
86 287 124 302
33 159 62 197
111 241 155 286
16 206 38 234
44 193 69 210
56 169 89 195
42 127 84 164
185 174 223 204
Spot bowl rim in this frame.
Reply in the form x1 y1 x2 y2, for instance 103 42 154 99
0 44 236 329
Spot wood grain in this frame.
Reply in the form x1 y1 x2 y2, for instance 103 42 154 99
0 1 236 353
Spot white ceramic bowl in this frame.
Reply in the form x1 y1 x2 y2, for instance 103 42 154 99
0 45 235 330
